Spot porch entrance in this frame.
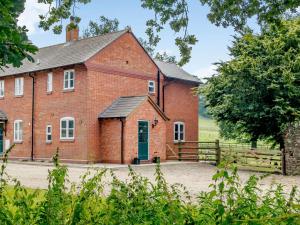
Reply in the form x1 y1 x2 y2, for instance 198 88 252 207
138 121 149 160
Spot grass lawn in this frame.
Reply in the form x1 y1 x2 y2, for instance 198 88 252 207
198 116 220 142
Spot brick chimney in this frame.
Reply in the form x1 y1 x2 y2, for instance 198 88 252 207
66 16 79 42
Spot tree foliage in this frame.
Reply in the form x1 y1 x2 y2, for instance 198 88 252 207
201 18 300 146
0 0 37 69
82 16 120 38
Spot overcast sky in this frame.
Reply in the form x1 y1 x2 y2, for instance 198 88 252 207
18 0 245 80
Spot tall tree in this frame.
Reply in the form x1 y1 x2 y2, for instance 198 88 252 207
82 16 120 38
0 0 37 69
201 17 300 147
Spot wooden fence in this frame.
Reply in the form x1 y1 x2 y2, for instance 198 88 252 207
175 140 282 174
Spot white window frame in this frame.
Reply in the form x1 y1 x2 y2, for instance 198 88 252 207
15 77 24 96
14 120 23 142
60 117 75 140
0 80 4 97
46 125 52 143
174 122 185 142
148 80 155 94
47 72 53 93
63 69 75 90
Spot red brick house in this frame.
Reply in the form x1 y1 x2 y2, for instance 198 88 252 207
0 28 200 163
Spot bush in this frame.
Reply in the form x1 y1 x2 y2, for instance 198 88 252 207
0 149 299 224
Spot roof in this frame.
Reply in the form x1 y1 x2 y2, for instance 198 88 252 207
154 60 201 84
0 29 128 77
99 95 168 120
0 110 8 121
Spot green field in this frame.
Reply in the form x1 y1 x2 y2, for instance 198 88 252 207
198 116 220 141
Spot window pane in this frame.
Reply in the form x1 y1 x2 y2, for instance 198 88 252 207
47 134 52 141
68 120 74 129
70 72 74 79
175 124 178 132
61 128 66 138
175 132 178 141
61 120 67 129
180 124 184 132
68 128 74 138
70 79 74 88
180 132 184 141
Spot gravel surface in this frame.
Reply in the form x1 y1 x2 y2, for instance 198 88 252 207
5 161 300 197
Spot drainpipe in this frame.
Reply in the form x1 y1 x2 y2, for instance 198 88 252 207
29 73 35 161
120 118 125 164
157 70 160 107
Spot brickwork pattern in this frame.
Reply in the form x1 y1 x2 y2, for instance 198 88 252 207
284 125 300 175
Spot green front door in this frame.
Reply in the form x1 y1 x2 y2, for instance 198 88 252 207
0 127 3 155
138 121 149 160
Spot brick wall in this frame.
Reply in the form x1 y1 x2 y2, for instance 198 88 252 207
99 99 166 164
284 125 300 175
85 32 162 161
0 75 33 159
163 80 199 156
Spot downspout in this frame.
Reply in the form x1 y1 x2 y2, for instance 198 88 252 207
120 118 125 164
157 70 160 107
29 73 35 161
162 84 165 112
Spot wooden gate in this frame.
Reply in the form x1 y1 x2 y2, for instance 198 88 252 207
173 140 282 174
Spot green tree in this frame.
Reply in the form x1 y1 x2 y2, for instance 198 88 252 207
0 0 37 69
201 17 300 147
82 16 120 38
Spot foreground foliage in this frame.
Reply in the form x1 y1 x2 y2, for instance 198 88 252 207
0 152 299 224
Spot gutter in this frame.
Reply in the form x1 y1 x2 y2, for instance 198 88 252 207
157 70 160 107
120 118 125 164
29 73 35 161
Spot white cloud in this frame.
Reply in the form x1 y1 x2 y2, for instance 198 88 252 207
193 64 218 80
18 0 49 35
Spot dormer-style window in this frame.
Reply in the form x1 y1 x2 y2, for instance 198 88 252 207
148 80 155 94
0 80 4 97
63 69 75 90
15 77 24 96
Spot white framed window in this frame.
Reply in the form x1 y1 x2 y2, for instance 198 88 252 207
15 77 24 96
0 80 4 97
174 122 185 142
14 120 23 142
148 80 155 94
63 70 75 90
46 125 52 143
60 117 75 140
47 72 53 92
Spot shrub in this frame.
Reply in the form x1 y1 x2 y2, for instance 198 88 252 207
0 150 299 224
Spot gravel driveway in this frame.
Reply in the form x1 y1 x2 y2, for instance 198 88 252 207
4 161 300 197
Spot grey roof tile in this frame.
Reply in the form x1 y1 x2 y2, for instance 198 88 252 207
0 29 128 77
99 96 147 119
155 60 201 84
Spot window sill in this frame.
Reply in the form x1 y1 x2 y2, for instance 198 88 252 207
0 97 4 100
173 141 185 144
15 95 23 98
14 141 23 144
47 91 53 95
62 89 75 93
46 141 52 144
148 92 155 95
60 139 75 143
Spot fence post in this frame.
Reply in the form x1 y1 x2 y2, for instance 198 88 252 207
215 139 221 166
178 141 182 161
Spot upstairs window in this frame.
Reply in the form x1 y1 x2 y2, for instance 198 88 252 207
15 77 24 96
60 117 75 140
46 125 52 143
0 80 4 97
14 120 23 142
64 70 75 90
47 72 53 92
174 122 185 142
148 80 155 94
